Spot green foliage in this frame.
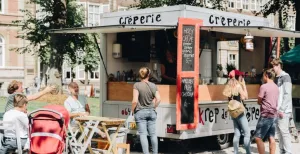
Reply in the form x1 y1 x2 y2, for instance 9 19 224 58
226 63 236 75
217 64 223 71
13 0 99 74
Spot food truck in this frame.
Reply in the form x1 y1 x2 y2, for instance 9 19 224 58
50 5 300 149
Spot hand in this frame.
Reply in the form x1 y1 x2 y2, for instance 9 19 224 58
278 112 284 119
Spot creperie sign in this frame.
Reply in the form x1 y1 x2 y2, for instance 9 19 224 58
118 14 252 26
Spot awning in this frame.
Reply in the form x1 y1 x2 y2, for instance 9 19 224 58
281 45 300 64
49 25 176 34
201 26 300 38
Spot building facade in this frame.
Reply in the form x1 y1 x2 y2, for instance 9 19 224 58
0 0 38 93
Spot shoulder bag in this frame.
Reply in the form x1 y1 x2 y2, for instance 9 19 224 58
228 96 245 118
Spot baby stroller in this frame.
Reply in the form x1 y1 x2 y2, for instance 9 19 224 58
28 105 70 154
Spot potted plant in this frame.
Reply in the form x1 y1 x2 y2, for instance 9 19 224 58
226 63 236 76
216 64 224 77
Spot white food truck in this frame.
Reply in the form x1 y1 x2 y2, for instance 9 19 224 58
51 5 300 149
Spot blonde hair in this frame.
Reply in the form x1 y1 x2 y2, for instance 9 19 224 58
270 58 283 68
7 80 22 94
14 94 28 108
264 68 276 80
139 67 151 79
223 78 241 97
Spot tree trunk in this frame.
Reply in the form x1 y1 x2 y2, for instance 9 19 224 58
84 71 89 85
295 1 300 45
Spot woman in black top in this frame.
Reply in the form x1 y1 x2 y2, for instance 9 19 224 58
161 50 177 85
223 70 250 154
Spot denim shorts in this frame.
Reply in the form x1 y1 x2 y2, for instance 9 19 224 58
254 117 277 139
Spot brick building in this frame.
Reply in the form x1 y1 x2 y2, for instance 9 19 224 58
0 0 38 93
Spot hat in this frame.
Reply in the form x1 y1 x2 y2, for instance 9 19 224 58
229 70 245 78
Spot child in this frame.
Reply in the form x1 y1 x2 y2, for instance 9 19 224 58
1 94 29 153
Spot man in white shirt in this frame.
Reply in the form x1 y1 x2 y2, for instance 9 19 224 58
0 94 29 153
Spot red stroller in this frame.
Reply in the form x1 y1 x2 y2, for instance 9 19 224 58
28 105 70 154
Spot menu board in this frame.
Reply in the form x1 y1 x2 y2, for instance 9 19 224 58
182 25 195 71
181 78 194 124
176 18 202 130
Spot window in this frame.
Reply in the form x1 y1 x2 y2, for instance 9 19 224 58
243 0 249 10
287 16 296 31
88 4 101 26
62 63 72 79
236 0 243 9
77 65 85 79
0 0 3 13
89 68 100 80
250 0 256 10
88 4 110 27
228 0 235 9
228 53 238 68
0 36 4 67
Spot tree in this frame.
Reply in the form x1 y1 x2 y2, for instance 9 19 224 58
258 0 300 46
13 0 99 91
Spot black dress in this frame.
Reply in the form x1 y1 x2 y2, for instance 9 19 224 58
161 61 177 85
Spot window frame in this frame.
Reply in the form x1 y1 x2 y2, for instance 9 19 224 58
88 3 102 27
243 0 249 10
0 36 5 68
62 63 72 80
89 68 100 80
0 0 4 14
287 15 296 31
228 52 239 70
228 0 236 9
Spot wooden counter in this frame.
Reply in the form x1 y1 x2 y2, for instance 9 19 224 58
107 82 261 104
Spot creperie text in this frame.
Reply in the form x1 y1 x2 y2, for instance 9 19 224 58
209 15 251 26
119 14 162 25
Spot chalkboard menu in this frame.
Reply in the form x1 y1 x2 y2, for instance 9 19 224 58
181 78 194 124
182 25 195 71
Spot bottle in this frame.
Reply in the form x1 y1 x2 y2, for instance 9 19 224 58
117 71 120 81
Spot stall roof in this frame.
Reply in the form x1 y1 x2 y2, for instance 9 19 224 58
49 25 300 38
49 25 176 34
201 26 300 38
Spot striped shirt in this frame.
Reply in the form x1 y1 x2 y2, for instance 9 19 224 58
4 93 23 112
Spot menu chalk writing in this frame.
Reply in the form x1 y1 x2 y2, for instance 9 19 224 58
182 25 195 71
181 78 194 124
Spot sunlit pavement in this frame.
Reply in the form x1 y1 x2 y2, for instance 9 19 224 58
131 141 300 154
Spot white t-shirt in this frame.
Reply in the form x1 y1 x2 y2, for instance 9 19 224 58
64 95 87 113
64 95 87 126
3 109 29 139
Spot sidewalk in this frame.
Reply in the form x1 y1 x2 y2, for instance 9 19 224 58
131 141 300 154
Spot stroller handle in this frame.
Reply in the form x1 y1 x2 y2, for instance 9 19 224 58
28 108 63 119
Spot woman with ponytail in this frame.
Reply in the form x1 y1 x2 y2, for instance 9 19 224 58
5 80 54 112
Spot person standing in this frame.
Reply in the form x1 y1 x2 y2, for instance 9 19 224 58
271 58 293 154
223 70 250 154
254 69 279 154
132 67 161 154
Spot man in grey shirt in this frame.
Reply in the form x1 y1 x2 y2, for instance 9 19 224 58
271 58 292 154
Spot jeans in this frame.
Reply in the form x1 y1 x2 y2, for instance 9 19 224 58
134 109 158 154
0 137 28 153
276 113 292 154
254 117 277 139
232 113 251 154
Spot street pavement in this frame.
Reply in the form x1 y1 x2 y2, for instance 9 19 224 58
131 141 300 154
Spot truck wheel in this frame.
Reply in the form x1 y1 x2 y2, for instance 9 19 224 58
215 134 233 149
